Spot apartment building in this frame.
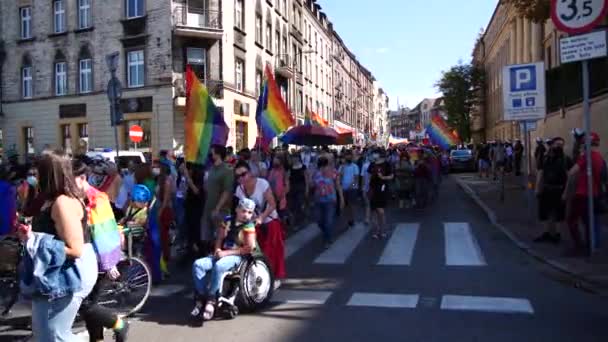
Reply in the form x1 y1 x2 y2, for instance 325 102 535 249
373 84 389 139
0 0 382 159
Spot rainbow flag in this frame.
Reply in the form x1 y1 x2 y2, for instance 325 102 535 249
389 134 409 146
256 65 295 146
304 107 328 127
86 187 122 272
426 116 459 150
185 66 229 165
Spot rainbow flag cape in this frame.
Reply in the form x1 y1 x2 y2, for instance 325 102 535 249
185 66 229 165
86 187 122 272
256 65 295 146
425 116 459 150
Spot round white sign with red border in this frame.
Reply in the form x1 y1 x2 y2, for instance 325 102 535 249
551 0 608 34
129 125 144 143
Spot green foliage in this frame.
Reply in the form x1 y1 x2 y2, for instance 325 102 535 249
435 63 485 143
503 0 551 23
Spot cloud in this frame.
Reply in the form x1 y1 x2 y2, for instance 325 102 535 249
375 47 390 54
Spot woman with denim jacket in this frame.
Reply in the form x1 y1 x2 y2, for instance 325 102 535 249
17 150 98 341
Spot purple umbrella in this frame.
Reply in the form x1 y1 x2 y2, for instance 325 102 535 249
280 125 339 146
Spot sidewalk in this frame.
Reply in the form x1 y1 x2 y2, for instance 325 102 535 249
455 173 608 295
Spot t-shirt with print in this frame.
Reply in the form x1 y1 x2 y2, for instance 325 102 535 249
575 150 605 197
368 161 393 195
313 171 337 203
221 219 257 250
339 162 360 191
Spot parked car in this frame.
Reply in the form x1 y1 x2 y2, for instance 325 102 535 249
449 149 476 172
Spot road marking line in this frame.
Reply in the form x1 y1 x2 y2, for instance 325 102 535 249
314 223 369 264
346 293 419 308
444 222 486 266
271 289 333 305
285 223 320 258
377 223 419 265
440 295 534 314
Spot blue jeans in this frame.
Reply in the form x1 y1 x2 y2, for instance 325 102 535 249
192 255 242 298
315 201 336 243
31 244 98 342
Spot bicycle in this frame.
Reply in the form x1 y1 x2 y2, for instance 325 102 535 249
0 236 22 317
95 225 152 317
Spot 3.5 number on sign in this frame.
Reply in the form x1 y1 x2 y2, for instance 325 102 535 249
552 0 608 34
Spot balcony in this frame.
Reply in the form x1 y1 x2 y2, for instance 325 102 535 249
275 54 294 79
173 5 222 39
173 75 224 108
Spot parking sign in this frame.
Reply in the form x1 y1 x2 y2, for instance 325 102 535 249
502 62 546 121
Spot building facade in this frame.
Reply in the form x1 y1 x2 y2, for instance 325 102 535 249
0 0 381 160
373 84 389 140
474 1 608 158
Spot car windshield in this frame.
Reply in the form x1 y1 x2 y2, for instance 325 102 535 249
451 150 472 157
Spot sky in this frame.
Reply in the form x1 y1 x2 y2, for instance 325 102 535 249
318 0 498 110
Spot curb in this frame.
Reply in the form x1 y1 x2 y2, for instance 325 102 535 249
454 176 605 295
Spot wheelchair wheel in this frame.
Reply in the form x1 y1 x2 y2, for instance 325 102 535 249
96 257 152 317
236 256 274 312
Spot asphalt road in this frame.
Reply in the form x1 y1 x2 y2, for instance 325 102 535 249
2 175 607 341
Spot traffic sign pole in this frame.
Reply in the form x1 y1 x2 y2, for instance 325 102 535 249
582 59 596 256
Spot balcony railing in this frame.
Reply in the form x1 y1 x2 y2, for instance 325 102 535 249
173 5 222 34
174 75 224 99
275 54 294 79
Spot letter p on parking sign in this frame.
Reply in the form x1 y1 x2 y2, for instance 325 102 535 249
510 65 536 91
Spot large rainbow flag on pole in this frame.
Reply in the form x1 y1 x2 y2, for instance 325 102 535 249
184 66 229 165
425 115 459 150
304 107 328 127
256 65 295 147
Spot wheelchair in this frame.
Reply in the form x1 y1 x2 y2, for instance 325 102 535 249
214 254 275 319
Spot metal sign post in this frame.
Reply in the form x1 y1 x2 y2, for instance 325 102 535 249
106 52 123 160
552 0 608 256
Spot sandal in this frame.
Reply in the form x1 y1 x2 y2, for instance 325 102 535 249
203 302 215 321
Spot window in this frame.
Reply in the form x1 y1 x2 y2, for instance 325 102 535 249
315 32 318 51
187 47 206 83
61 124 72 154
22 66 33 99
79 59 93 93
235 121 248 151
308 24 311 42
78 0 92 29
282 0 287 15
266 24 272 51
235 58 244 92
20 7 32 39
255 14 262 44
235 0 244 30
55 62 67 96
127 50 144 88
54 0 66 33
24 127 35 158
126 0 144 18
282 37 287 57
275 31 280 56
255 70 263 98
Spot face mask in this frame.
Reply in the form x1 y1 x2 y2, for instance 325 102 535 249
553 146 564 154
152 168 161 176
26 176 37 187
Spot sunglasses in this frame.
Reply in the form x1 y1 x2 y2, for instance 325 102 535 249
235 171 248 179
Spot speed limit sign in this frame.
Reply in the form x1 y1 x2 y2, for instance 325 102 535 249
551 0 608 34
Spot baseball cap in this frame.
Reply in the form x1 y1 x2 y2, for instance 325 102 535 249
238 198 256 211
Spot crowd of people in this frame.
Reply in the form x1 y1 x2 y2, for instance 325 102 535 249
470 130 607 256
0 141 449 338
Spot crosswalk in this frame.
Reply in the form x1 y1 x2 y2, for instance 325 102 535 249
289 221 488 266
274 221 535 315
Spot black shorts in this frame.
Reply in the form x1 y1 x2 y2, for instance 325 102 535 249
538 188 566 222
344 189 359 205
370 191 388 210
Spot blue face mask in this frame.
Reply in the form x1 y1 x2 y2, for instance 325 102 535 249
26 176 38 187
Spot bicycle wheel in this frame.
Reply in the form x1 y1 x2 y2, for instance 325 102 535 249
96 257 152 317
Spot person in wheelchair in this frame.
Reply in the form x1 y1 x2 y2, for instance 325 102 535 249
119 185 153 230
191 198 259 322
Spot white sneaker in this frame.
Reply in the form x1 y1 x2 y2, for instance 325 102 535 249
273 280 282 290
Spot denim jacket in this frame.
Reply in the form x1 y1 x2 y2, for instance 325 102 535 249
20 232 82 300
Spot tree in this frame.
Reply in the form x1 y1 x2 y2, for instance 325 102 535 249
435 62 485 143
503 0 551 23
